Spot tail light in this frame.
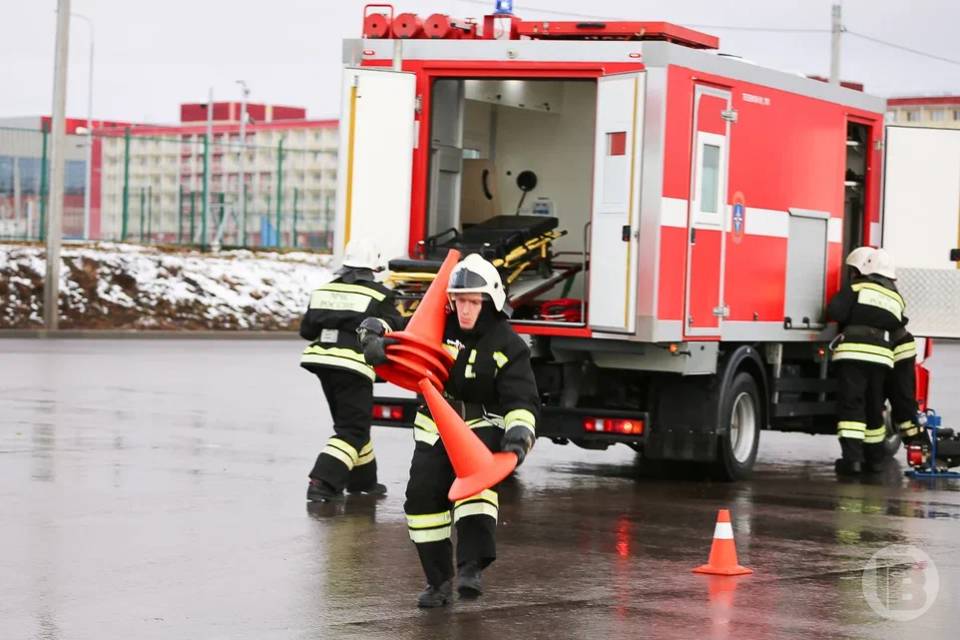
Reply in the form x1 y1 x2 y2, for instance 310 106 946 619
373 404 405 421
583 417 644 435
907 445 925 467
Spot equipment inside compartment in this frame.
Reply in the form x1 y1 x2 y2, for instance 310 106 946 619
389 78 597 323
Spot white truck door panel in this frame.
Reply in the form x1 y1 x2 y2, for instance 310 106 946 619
334 68 417 263
588 72 644 333
883 125 960 338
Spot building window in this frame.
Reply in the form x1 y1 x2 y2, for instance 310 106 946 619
65 160 86 194
954 109 960 121
930 110 945 122
904 110 918 122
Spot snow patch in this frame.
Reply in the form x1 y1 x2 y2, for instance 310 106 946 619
1 243 333 330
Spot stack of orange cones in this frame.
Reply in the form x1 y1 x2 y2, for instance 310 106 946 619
692 509 753 576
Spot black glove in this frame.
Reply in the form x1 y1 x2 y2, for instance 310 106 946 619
501 425 535 466
362 335 396 367
357 317 388 349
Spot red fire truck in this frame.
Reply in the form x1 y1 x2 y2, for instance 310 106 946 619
339 7 960 478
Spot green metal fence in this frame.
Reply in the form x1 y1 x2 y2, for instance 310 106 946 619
0 126 337 250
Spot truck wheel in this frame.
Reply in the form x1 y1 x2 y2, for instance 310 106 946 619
713 372 761 481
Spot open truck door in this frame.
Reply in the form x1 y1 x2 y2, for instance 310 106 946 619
334 68 417 262
588 72 644 333
882 125 960 339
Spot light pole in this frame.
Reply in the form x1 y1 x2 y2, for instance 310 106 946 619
45 0 71 330
236 80 250 246
72 12 94 240
829 4 842 85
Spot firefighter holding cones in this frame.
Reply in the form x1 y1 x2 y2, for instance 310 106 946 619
827 247 906 476
299 238 403 502
364 254 539 608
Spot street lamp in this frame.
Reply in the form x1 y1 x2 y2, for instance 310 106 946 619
45 0 71 331
236 80 250 247
71 12 94 241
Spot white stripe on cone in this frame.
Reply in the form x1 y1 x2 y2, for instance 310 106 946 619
713 522 734 540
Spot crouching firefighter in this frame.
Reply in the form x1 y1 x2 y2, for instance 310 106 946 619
299 238 402 502
363 254 539 608
886 324 931 450
827 247 906 476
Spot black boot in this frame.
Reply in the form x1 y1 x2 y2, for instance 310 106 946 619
863 458 889 474
457 561 483 598
347 482 388 497
307 479 343 502
417 580 453 608
834 458 862 476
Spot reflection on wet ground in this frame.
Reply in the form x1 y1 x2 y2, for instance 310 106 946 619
1 339 957 639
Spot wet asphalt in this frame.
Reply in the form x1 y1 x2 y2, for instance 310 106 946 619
1 338 958 639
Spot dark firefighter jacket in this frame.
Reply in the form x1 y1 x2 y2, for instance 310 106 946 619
413 307 539 446
299 269 403 381
827 274 906 368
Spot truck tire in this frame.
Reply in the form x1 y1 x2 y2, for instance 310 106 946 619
713 372 761 481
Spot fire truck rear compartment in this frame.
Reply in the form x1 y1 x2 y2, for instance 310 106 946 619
424 77 597 322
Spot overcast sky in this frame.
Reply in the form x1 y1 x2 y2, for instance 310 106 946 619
1 0 958 125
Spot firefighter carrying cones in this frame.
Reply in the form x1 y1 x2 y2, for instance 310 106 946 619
363 254 539 608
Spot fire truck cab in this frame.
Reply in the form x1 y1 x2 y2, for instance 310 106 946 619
339 7 952 479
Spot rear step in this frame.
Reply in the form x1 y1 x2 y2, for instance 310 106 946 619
771 377 837 418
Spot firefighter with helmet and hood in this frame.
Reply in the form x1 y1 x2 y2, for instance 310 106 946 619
827 247 906 475
361 253 539 608
299 237 403 502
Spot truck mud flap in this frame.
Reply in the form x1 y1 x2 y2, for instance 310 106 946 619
644 375 720 462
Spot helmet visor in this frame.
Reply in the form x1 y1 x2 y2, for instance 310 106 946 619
449 268 488 291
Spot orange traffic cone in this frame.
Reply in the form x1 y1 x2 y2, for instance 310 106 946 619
692 509 753 576
375 249 461 392
404 249 460 346
418 378 518 502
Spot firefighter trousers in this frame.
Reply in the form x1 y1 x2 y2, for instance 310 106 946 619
835 360 887 465
404 426 502 588
309 368 378 492
885 357 920 439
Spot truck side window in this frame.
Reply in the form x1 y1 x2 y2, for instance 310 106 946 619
701 143 720 214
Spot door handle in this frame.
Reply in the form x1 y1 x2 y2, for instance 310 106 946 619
690 227 697 244
622 225 631 242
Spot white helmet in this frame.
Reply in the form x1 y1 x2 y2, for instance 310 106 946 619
863 247 897 280
447 254 506 312
341 237 383 271
845 246 874 274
